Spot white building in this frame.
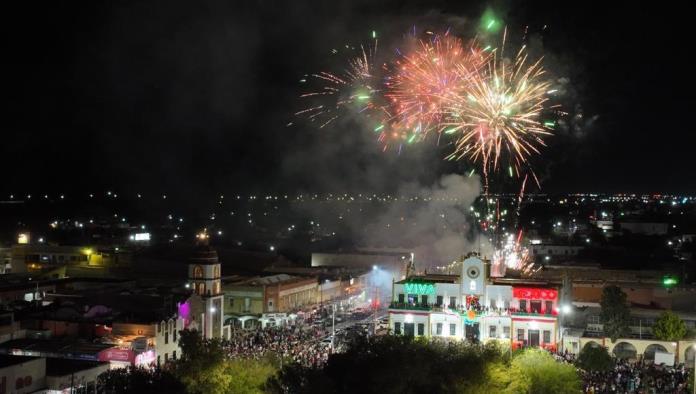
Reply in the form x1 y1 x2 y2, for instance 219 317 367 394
388 256 560 351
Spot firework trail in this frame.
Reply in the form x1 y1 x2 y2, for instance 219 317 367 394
296 41 381 129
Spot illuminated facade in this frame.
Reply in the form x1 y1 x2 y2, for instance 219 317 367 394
187 243 224 339
388 256 559 351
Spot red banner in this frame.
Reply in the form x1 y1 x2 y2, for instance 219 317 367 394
512 287 557 300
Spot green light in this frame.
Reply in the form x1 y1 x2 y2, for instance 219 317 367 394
483 45 491 51
444 128 457 134
468 169 475 177
663 276 678 287
544 121 555 127
508 166 513 177
408 134 416 144
480 8 502 33
357 95 370 100
372 30 376 39
374 125 385 132
404 282 435 295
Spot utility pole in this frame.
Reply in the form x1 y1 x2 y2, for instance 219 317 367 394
330 304 335 352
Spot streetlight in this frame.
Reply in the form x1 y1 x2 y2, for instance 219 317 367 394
559 305 572 353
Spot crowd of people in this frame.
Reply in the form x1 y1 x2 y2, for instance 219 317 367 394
552 349 692 394
224 323 331 368
579 358 691 394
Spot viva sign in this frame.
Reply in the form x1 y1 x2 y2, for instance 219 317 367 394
404 282 435 295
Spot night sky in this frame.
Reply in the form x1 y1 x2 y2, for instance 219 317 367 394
5 0 695 196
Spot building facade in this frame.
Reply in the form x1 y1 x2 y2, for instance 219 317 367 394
388 256 559 351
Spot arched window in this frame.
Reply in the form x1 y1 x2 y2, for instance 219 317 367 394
197 283 205 296
193 265 203 278
213 265 220 278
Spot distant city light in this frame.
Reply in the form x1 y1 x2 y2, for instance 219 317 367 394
269 245 275 251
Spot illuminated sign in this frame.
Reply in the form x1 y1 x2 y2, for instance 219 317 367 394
512 287 557 300
404 282 435 295
17 233 29 244
130 232 151 241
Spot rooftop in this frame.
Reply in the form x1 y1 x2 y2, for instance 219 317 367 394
0 354 41 368
46 358 108 376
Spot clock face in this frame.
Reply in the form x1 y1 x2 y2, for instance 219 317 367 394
467 266 480 279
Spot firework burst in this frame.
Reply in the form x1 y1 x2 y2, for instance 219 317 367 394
444 37 554 188
380 34 487 149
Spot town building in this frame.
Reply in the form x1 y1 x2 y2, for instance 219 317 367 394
388 256 560 351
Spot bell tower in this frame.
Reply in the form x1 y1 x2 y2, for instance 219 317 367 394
188 233 224 339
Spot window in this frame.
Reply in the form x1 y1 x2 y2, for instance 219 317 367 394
449 296 456 308
421 295 428 305
165 353 169 363
436 323 443 335
530 300 542 313
519 299 527 311
407 294 417 304
173 351 177 360
436 295 443 306
165 332 169 344
489 325 497 338
417 323 425 336
543 330 551 343
503 326 510 338
587 315 600 324
173 328 177 342
230 298 235 307
157 355 161 366
214 265 220 278
517 329 524 341
398 293 405 303
394 322 402 335
193 265 203 278
490 299 497 309
449 323 456 336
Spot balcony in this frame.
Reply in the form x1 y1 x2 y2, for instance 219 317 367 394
510 309 558 318
388 302 432 311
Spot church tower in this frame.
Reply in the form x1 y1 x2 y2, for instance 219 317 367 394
188 233 224 339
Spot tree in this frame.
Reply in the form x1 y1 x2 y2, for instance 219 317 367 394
268 336 495 394
175 329 277 394
509 349 582 394
576 345 614 372
652 310 687 341
268 336 582 394
600 285 631 342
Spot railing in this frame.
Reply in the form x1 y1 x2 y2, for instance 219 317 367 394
388 302 432 311
511 310 558 317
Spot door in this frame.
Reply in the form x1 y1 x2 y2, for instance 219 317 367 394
465 322 480 341
528 330 540 347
